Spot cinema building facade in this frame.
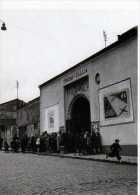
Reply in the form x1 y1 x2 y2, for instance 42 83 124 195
39 27 137 156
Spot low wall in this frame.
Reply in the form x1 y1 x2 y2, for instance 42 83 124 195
103 145 137 156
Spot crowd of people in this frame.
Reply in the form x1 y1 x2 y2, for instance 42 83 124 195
59 129 102 155
0 129 102 155
0 131 58 153
0 130 123 162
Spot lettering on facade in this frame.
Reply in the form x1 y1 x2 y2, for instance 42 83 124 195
63 68 87 84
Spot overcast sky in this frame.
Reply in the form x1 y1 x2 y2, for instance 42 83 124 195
0 1 139 104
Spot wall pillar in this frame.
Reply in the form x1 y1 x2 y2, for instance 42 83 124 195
88 72 100 123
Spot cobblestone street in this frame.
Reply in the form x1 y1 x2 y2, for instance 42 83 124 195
0 152 137 195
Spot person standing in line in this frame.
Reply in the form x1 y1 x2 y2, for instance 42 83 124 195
83 131 88 154
86 131 91 154
90 130 96 154
78 132 83 155
21 135 28 153
0 136 3 150
95 130 102 153
36 136 40 153
13 137 20 152
31 136 36 153
4 139 9 152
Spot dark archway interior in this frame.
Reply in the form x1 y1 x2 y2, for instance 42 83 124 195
70 96 91 135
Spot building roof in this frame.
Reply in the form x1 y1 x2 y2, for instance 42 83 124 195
39 26 137 88
0 97 40 111
26 97 40 105
0 99 26 112
0 98 25 106
17 97 40 110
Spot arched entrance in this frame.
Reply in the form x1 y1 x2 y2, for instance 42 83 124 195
70 95 91 135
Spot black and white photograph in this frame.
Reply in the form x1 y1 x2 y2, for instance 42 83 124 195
0 1 139 194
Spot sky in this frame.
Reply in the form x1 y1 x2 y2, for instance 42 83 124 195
0 1 139 104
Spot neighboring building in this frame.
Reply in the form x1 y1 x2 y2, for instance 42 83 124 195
39 27 137 156
0 99 25 145
17 97 40 139
0 97 40 145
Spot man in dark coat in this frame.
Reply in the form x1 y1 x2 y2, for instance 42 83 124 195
91 130 96 154
21 135 28 153
95 130 102 153
4 139 9 152
0 136 3 150
31 136 36 153
106 139 122 162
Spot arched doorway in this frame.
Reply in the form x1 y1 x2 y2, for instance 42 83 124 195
70 95 91 135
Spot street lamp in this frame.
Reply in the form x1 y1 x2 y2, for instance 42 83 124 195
0 19 7 31
1 23 7 31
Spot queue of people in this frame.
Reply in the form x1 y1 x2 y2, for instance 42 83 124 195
0 130 123 162
0 132 58 153
0 129 102 155
58 129 102 155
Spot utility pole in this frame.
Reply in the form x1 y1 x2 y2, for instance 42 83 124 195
16 81 19 137
103 30 107 48
16 80 19 101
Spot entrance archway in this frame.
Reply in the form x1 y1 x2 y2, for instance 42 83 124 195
70 95 91 135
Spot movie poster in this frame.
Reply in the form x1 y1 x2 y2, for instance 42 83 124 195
104 89 129 119
99 79 134 126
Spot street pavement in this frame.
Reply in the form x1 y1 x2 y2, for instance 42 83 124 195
0 152 137 195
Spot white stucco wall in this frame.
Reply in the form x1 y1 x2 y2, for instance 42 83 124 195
40 78 65 133
88 37 137 145
40 36 137 146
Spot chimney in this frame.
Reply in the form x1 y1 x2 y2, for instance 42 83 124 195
117 35 121 40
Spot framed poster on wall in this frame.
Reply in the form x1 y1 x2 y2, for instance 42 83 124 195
44 104 59 133
99 78 134 126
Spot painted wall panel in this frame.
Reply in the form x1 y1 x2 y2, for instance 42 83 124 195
40 79 64 132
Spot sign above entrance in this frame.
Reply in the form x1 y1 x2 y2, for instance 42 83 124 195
63 67 87 85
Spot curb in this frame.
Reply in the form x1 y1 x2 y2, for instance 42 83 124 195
37 153 137 166
1 151 136 165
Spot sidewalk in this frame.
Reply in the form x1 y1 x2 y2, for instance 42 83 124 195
39 152 137 165
1 150 137 165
